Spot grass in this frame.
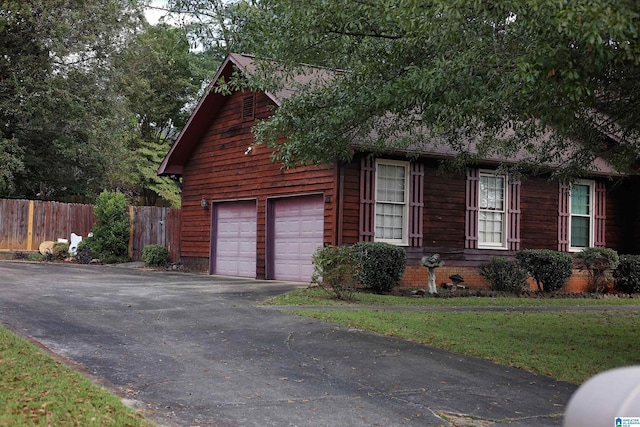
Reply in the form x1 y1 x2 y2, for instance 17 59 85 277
264 288 640 384
263 287 640 307
0 326 153 426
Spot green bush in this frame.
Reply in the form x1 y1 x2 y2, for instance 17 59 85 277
51 242 70 260
142 244 169 267
479 257 529 294
75 239 94 264
352 241 406 293
614 255 640 294
515 249 573 292
575 247 619 293
312 245 360 301
87 191 130 263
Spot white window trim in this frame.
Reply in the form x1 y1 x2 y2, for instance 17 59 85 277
374 159 409 246
569 179 595 252
478 170 508 250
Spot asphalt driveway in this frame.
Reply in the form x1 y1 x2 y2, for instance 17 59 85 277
0 261 576 426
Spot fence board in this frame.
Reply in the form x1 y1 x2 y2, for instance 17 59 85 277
0 199 180 262
0 199 29 250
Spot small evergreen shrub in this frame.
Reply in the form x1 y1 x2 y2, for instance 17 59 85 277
312 245 360 301
28 252 45 261
614 255 640 294
479 257 529 294
515 249 573 292
51 242 70 260
75 239 94 264
13 251 29 260
142 244 169 267
352 241 406 293
89 191 130 263
574 247 619 293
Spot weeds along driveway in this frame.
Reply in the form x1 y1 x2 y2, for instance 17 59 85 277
0 261 577 427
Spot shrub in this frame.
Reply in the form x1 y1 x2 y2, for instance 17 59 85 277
574 247 619 293
614 255 640 294
515 249 573 292
51 242 70 260
479 257 529 294
75 239 94 264
27 252 45 261
89 191 130 263
13 251 29 260
142 244 169 267
311 245 360 301
352 242 406 293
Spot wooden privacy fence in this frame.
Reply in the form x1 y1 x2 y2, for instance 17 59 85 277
0 199 180 262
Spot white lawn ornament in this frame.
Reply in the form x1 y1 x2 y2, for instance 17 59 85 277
69 233 82 256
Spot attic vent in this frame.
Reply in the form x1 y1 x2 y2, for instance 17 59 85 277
242 94 255 121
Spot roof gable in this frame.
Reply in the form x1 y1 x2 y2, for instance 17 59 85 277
158 53 333 176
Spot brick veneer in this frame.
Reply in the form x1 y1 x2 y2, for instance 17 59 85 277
400 265 593 292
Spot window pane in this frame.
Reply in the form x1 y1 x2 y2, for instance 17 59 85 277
480 175 504 210
376 164 406 203
479 211 504 244
571 216 590 247
571 184 590 215
375 203 404 240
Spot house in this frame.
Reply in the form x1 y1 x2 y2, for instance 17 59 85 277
159 53 640 289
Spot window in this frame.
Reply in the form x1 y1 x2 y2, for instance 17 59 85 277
359 157 423 247
569 181 594 250
374 160 409 244
478 172 507 248
466 168 519 250
558 180 605 252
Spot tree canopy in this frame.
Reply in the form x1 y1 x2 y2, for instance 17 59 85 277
114 23 211 207
0 0 141 199
224 0 640 176
0 1 213 205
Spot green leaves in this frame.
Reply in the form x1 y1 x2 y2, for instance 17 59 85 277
225 0 640 174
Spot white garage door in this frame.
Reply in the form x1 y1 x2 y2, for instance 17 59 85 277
213 201 256 277
272 196 324 282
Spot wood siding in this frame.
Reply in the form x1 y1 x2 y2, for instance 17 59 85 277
422 163 467 260
340 158 640 268
180 91 336 278
605 179 637 254
520 177 559 250
341 161 361 245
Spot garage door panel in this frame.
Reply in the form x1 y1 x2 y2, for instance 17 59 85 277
272 196 324 282
214 201 257 277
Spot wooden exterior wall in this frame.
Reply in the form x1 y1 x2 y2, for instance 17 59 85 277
519 177 560 250
421 160 466 262
340 155 640 271
179 90 336 277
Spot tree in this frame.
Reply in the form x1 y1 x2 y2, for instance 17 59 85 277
0 0 143 200
114 23 208 207
163 0 251 56
212 0 640 176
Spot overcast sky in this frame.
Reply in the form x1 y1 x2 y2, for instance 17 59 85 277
145 0 168 25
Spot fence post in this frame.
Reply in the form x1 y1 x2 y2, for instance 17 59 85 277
128 206 135 259
27 201 34 251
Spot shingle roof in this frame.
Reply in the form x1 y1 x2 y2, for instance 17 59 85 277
159 53 621 177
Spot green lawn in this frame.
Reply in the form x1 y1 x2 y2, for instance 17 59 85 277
0 326 153 426
264 288 640 384
263 287 640 307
